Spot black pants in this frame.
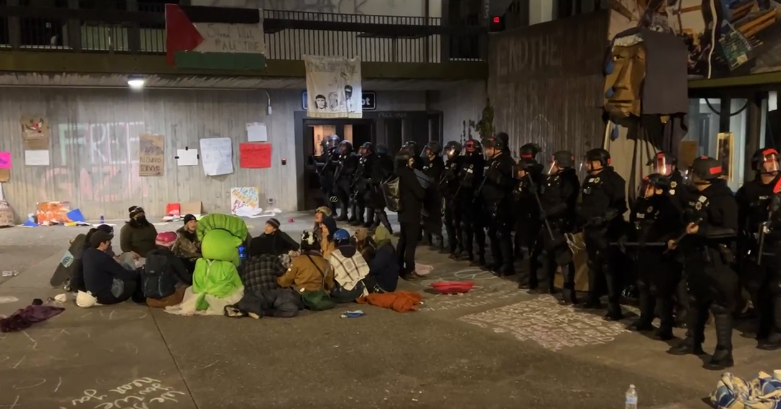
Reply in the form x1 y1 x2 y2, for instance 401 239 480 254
459 198 485 261
743 258 780 339
96 275 144 305
485 203 513 269
685 249 739 349
443 198 462 253
636 248 679 330
529 229 572 290
334 179 351 218
397 222 422 274
319 175 336 214
584 230 621 313
514 214 539 260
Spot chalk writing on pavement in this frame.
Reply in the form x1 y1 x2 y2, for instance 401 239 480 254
459 297 631 351
66 378 186 409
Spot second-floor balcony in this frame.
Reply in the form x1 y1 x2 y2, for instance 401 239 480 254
0 2 488 82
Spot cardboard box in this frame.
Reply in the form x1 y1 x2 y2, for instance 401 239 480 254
180 201 203 216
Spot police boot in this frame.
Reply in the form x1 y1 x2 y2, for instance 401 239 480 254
655 297 675 341
758 297 781 350
704 311 734 370
559 285 579 305
362 208 374 228
668 305 705 356
347 203 358 223
628 288 655 331
349 204 363 226
336 201 349 221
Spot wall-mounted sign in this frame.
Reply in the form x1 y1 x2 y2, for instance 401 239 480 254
302 91 376 111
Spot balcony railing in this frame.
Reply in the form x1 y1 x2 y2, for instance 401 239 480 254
0 2 485 63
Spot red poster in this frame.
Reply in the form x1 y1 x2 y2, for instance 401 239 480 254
239 143 272 169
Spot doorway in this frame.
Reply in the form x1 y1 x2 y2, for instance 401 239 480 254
302 118 375 210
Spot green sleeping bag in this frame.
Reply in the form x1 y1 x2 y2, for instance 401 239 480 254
192 213 248 310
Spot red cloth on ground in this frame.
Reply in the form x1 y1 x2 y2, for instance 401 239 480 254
357 291 421 313
0 305 65 333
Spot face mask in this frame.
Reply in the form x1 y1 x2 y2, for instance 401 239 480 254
136 216 147 224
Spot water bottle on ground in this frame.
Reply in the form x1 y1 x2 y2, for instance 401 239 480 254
100 214 105 224
625 384 637 409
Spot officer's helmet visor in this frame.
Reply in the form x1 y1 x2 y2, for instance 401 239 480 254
359 147 368 156
326 136 339 149
653 156 673 176
545 161 561 175
762 153 780 173
464 141 476 154
581 156 602 172
637 180 655 198
444 147 458 159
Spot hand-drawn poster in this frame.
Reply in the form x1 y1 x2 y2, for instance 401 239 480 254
304 55 362 119
239 143 272 168
230 187 261 216
139 133 165 176
20 115 50 150
37 201 71 225
199 137 234 176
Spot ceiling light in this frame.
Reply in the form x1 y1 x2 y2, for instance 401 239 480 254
127 77 145 89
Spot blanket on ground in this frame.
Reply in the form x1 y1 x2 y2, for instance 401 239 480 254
712 371 781 409
357 291 421 313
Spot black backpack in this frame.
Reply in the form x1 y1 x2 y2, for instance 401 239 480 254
142 253 177 299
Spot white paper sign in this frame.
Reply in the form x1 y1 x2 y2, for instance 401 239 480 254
24 150 50 166
770 91 778 111
199 138 233 176
246 122 268 142
304 55 362 119
177 149 199 166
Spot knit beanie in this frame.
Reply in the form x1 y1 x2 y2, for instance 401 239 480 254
266 218 281 229
129 206 145 218
315 206 332 217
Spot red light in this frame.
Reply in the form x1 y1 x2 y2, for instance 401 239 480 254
492 16 500 23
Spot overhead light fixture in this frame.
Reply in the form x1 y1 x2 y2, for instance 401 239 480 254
127 76 145 89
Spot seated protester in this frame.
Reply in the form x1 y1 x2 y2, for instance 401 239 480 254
172 214 201 274
249 218 300 257
277 231 334 294
364 225 399 293
329 229 370 303
78 230 144 307
143 232 193 308
70 224 115 293
119 206 157 264
241 233 286 292
353 227 376 264
313 206 332 230
318 215 338 260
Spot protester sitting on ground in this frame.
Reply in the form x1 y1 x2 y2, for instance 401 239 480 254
250 218 299 257
277 231 334 293
143 232 192 308
353 227 376 264
69 224 116 293
319 215 338 259
172 214 201 273
78 230 145 307
314 206 332 230
364 225 399 293
329 229 370 303
119 206 158 264
241 233 285 292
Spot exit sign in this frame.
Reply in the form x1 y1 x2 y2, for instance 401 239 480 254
302 91 376 111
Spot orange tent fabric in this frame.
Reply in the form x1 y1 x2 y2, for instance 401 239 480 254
357 291 422 313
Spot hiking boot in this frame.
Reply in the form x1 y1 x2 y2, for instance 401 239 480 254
667 338 705 356
703 347 734 370
757 333 781 350
559 288 578 305
628 319 654 332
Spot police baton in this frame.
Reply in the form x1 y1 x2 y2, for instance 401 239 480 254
526 173 555 241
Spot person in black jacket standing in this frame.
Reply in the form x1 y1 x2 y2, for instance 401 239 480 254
456 139 486 266
333 141 359 222
395 150 427 281
481 136 517 276
351 142 377 227
421 141 445 251
371 144 395 233
441 141 464 257
513 143 544 262
577 148 628 321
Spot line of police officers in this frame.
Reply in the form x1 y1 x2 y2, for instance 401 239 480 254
314 132 781 371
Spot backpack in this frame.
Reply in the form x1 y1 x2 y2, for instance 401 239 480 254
141 253 178 300
381 177 400 212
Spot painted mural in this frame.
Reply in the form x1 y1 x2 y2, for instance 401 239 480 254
608 0 781 78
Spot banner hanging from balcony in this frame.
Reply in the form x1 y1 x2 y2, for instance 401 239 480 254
303 55 363 119
165 4 266 70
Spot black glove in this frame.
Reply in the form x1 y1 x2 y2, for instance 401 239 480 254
486 168 502 184
589 215 605 226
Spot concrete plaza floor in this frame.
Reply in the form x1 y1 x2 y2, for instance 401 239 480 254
0 212 776 409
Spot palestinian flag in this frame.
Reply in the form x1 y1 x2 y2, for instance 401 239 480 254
165 4 266 70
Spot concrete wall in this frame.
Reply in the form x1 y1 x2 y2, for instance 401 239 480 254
0 88 428 221
429 81 486 144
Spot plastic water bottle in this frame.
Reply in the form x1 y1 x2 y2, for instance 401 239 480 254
238 245 246 260
100 214 105 224
625 385 637 409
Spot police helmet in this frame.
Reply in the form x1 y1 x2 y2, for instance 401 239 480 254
585 148 611 167
751 147 780 174
326 134 341 149
546 151 575 175
464 139 483 156
359 142 374 156
339 140 353 154
647 152 677 176
520 143 542 160
376 144 389 156
495 132 510 150
690 156 722 182
444 141 462 159
421 141 442 158
482 136 506 151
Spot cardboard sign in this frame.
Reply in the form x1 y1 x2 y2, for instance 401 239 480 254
0 200 13 227
20 115 50 150
139 133 165 176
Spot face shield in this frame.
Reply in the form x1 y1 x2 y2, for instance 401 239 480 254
464 141 477 156
339 144 350 156
761 152 780 174
444 146 458 160
580 156 603 174
545 159 561 176
326 136 339 150
651 155 674 176
637 179 656 199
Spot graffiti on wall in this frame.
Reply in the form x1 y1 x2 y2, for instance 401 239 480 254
41 122 149 203
609 0 781 78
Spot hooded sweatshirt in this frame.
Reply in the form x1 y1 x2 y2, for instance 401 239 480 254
173 226 201 261
329 243 369 292
367 225 399 292
119 221 158 257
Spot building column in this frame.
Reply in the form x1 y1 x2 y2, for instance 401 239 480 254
529 0 554 25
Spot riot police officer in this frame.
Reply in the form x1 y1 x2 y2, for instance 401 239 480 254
350 142 377 227
402 141 423 170
577 148 628 320
736 147 781 349
525 151 580 302
314 135 341 213
481 136 517 276
456 139 486 266
333 140 359 222
421 141 445 251
667 156 738 370
513 143 544 261
626 174 681 340
371 144 395 233
441 141 464 257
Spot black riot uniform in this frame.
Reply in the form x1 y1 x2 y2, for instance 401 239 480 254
371 144 395 233
577 148 628 320
481 136 517 275
402 141 423 171
456 139 487 266
668 156 738 371
513 144 544 261
314 135 341 213
350 142 378 227
736 148 781 350
441 141 464 256
333 141 360 221
525 151 580 302
421 141 445 251
625 174 682 340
